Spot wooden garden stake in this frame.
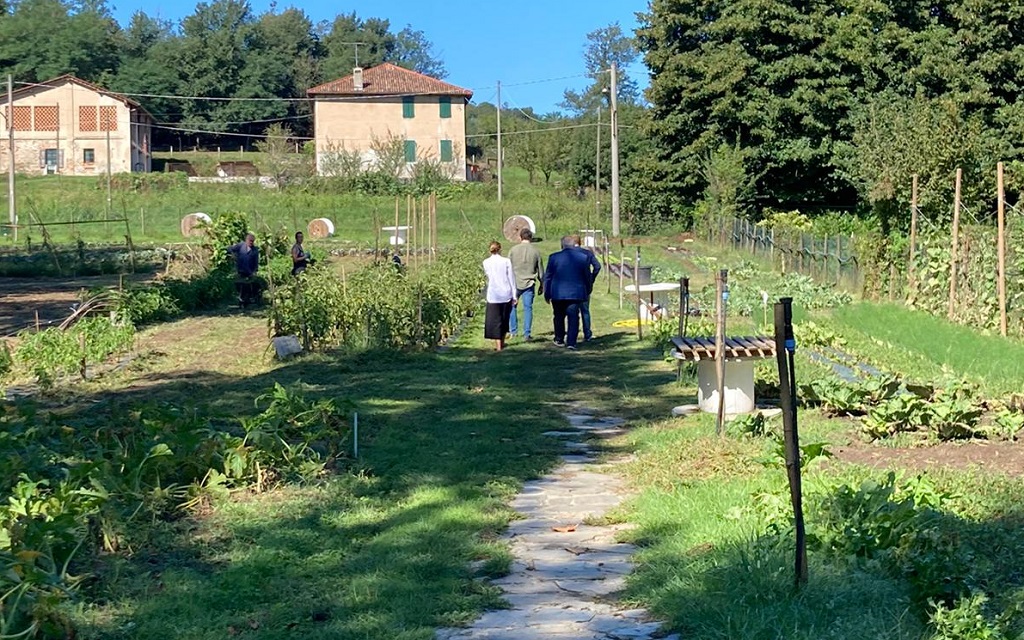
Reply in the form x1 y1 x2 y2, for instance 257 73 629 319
773 296 807 588
34 310 40 332
677 277 689 337
605 238 612 294
373 209 381 264
998 161 1008 337
908 174 919 299
633 247 643 340
411 197 417 270
618 241 625 309
405 195 411 264
949 168 962 320
714 269 728 436
393 197 400 253
79 332 87 381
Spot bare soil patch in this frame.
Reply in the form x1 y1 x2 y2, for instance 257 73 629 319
833 440 1024 476
0 274 150 337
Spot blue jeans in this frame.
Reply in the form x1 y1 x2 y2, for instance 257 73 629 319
580 298 592 340
509 285 535 337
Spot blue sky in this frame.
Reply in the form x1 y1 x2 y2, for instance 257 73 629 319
108 0 650 113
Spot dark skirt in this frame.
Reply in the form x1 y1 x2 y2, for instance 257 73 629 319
484 301 513 340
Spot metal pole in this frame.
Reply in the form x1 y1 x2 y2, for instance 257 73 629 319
7 74 15 242
610 63 620 237
714 269 728 436
496 81 502 203
773 296 807 587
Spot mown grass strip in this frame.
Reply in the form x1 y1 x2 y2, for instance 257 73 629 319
829 302 1024 396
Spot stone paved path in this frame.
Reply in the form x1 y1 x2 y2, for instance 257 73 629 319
436 408 680 640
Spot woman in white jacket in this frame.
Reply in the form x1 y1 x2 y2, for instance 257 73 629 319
482 241 518 351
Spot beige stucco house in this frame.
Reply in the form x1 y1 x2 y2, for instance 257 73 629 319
1 75 154 176
308 63 473 180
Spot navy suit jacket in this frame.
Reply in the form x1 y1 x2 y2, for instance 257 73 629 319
544 248 601 302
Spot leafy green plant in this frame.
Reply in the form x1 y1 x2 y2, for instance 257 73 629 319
727 412 771 438
929 594 1010 640
988 409 1024 441
808 376 868 416
861 394 927 440
795 320 847 349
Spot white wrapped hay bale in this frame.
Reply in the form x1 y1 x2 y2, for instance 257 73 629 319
308 218 335 238
180 212 211 237
502 215 536 243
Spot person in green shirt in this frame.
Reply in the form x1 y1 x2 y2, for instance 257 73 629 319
508 228 543 340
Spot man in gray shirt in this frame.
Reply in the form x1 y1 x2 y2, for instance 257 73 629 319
508 228 543 340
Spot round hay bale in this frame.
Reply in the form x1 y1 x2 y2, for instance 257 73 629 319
308 217 335 238
180 212 212 237
502 215 537 243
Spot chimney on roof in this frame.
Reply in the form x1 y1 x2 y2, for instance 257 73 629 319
353 67 364 91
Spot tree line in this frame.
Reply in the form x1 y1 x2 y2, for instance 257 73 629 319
0 0 445 142
637 0 1024 230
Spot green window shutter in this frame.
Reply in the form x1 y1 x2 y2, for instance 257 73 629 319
402 96 415 118
440 140 453 162
439 96 452 118
404 140 417 163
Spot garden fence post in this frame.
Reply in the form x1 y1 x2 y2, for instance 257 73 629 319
619 241 625 310
997 161 1008 336
949 168 962 320
634 247 643 340
908 174 919 301
773 296 806 587
678 277 687 337
602 235 610 292
714 269 728 436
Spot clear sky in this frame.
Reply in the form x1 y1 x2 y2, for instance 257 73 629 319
108 0 650 113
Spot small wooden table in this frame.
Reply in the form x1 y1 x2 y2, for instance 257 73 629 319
671 335 777 414
624 282 680 319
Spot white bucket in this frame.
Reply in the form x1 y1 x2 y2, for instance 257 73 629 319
696 359 756 414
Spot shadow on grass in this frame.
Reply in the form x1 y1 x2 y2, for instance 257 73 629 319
64 328 682 639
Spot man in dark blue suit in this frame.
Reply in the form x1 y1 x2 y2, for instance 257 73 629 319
544 236 601 349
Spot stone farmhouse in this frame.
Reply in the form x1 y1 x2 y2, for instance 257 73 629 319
1 75 154 176
308 63 473 180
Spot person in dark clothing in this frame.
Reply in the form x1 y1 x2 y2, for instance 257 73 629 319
570 234 602 341
543 236 601 350
291 231 314 276
227 233 261 306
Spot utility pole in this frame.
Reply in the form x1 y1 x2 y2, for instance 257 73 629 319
610 63 621 237
496 80 502 203
594 104 600 231
105 126 112 217
7 74 15 242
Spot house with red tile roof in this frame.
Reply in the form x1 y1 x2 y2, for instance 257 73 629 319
1 74 155 176
308 63 473 180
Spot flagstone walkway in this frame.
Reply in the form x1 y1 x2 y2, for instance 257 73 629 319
436 408 680 640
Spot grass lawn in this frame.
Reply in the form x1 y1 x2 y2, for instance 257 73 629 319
0 165 602 247
8 233 1024 639
824 302 1024 397
57 239 681 639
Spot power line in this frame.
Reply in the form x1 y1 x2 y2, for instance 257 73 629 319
150 122 313 140
466 121 598 139
502 88 564 124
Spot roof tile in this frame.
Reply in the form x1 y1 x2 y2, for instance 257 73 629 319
308 63 472 98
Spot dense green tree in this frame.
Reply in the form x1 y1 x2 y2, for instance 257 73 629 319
319 13 445 81
638 0 1024 226
0 0 120 82
562 22 640 115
